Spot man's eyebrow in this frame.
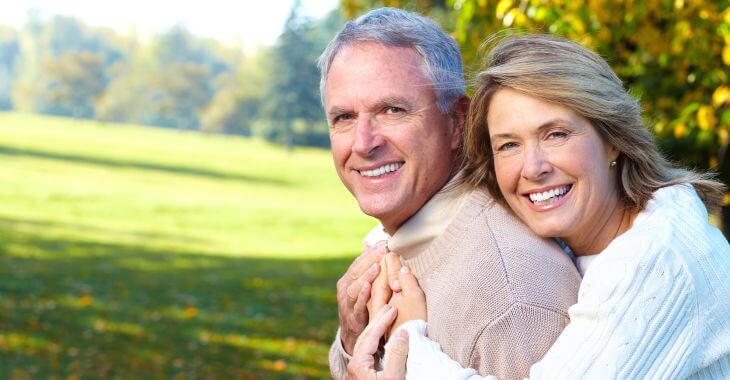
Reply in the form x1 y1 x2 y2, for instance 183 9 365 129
326 106 351 118
490 118 573 140
372 96 414 110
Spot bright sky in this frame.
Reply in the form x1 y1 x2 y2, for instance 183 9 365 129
0 0 340 49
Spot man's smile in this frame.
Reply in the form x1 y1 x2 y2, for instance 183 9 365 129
356 162 404 178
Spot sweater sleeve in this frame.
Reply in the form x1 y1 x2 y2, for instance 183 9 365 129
529 243 698 379
400 244 699 380
398 320 495 380
329 327 352 380
400 302 568 380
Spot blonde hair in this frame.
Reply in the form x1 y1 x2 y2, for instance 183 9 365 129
462 34 725 212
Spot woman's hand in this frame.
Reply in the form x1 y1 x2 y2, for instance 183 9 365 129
367 252 403 321
388 266 427 337
347 305 410 380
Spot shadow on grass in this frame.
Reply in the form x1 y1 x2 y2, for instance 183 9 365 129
0 216 351 379
0 145 291 186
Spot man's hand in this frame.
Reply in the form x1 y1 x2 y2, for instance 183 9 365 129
347 305 409 380
388 266 427 337
337 242 388 354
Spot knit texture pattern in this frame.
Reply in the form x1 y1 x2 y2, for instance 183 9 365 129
404 189 579 379
329 189 580 379
401 184 730 379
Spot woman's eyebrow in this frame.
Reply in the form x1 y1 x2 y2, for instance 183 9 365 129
490 118 573 140
536 118 573 131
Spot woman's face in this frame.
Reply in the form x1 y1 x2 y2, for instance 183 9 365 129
487 88 621 247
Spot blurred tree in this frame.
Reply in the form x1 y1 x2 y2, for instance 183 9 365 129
148 62 214 129
145 27 226 129
0 25 19 110
343 0 730 231
200 51 269 136
266 0 335 149
5 6 344 148
95 47 155 123
42 51 107 118
11 15 123 117
98 26 227 129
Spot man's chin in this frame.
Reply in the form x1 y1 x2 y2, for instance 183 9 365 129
359 206 408 233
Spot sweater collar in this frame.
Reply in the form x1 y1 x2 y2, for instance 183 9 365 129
383 174 469 259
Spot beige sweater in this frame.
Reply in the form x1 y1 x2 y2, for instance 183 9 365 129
330 189 580 379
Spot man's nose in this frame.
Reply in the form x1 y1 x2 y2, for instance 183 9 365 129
352 116 384 156
521 145 552 180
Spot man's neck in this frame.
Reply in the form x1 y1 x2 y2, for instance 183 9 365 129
381 169 461 235
385 172 469 259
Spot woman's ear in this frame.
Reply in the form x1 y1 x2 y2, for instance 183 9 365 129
608 144 620 163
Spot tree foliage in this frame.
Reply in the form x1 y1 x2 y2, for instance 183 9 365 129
0 26 19 110
265 1 340 149
343 0 730 181
2 7 343 146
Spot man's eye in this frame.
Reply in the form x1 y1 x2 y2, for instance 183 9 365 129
384 106 405 115
333 114 353 124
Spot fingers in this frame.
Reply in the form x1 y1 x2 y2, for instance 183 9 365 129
337 242 386 355
346 262 381 303
353 305 398 361
383 329 409 380
345 242 387 282
352 281 372 326
368 262 392 317
385 252 402 292
398 266 424 299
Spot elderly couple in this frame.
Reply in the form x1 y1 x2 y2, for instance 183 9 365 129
319 7 730 380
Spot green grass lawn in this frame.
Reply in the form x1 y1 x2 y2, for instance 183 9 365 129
0 112 375 379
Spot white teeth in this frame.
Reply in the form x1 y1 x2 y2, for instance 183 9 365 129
360 162 403 177
528 185 571 204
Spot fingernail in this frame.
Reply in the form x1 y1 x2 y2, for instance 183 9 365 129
396 329 408 341
400 266 410 274
369 263 379 274
392 280 400 289
362 281 370 290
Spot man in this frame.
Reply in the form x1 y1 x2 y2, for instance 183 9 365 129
319 8 581 379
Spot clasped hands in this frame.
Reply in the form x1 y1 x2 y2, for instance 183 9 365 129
336 241 427 379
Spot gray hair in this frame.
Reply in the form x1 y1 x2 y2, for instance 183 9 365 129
317 7 465 114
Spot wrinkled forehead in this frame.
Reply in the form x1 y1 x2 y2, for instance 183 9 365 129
324 42 433 107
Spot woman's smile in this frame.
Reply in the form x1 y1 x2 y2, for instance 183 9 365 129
523 184 573 210
487 87 623 253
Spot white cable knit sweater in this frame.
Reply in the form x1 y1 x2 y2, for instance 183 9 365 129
399 184 730 379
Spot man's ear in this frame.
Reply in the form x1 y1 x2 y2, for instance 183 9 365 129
449 95 470 150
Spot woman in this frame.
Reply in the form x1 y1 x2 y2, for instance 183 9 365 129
348 34 730 379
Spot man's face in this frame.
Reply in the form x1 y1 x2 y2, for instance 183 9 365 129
324 42 462 233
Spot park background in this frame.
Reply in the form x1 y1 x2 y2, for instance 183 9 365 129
0 0 728 378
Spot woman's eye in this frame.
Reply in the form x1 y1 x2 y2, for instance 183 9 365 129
547 130 569 139
497 142 518 151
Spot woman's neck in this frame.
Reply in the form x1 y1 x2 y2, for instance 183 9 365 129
564 199 635 256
